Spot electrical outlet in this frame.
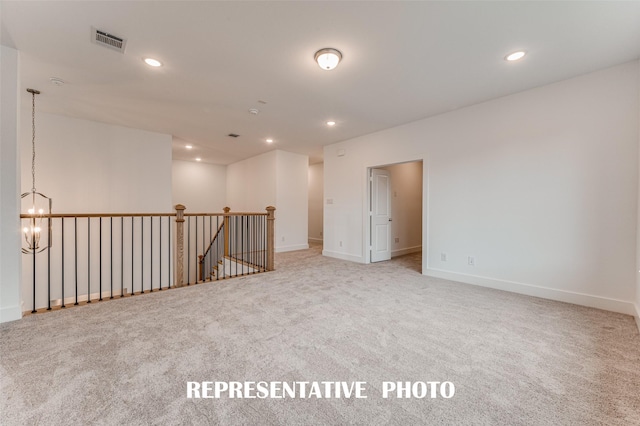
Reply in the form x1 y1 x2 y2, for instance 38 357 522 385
281 236 285 242
441 253 447 261
339 241 343 247
468 256 475 266
394 237 399 243
326 198 334 205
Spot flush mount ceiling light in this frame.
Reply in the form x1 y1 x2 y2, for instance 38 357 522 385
505 51 526 61
185 145 193 149
195 157 202 162
143 57 162 67
49 77 65 86
326 121 336 126
314 48 342 70
266 138 274 144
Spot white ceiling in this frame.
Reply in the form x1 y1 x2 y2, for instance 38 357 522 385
2 1 639 165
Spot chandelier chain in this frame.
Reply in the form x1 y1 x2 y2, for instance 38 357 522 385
31 90 36 193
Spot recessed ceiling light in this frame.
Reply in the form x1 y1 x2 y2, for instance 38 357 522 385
195 158 201 162
505 51 526 61
143 57 162 67
185 145 193 149
314 48 342 70
266 139 274 144
326 121 336 126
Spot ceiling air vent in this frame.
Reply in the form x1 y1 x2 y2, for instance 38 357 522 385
228 133 240 138
91 27 127 53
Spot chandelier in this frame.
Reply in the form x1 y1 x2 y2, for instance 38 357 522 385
21 88 52 254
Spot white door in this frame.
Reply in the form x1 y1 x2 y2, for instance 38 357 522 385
370 168 391 262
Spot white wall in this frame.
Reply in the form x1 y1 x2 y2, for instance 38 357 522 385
227 150 308 252
324 61 639 315
308 163 324 243
276 150 309 252
19 113 173 311
227 150 277 212
21 113 172 213
172 160 226 213
381 161 422 257
0 46 22 323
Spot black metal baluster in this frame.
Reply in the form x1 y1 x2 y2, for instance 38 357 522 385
141 216 144 294
110 217 113 299
150 216 153 292
187 216 191 285
31 222 36 313
121 217 124 298
87 218 91 304
167 216 170 287
215 216 219 281
61 218 65 308
159 216 162 290
251 216 254 274
196 215 199 283
74 217 78 306
131 216 134 295
99 217 102 301
47 218 51 310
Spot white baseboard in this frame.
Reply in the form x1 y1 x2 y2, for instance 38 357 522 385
322 250 365 264
392 245 422 258
634 303 640 333
308 238 323 243
276 244 309 253
0 305 23 323
425 268 636 316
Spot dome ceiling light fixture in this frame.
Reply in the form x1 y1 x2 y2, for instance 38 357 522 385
314 48 342 70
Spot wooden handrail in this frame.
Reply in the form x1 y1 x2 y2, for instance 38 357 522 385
184 212 267 217
19 212 267 219
20 212 177 218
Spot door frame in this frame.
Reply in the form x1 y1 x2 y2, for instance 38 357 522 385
364 159 425 265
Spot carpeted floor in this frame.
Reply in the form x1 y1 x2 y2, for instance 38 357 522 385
1 244 639 425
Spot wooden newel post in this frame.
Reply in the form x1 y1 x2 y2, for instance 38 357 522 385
266 206 276 271
223 206 230 257
175 204 186 287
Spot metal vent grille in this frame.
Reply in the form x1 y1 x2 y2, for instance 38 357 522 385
228 133 240 138
91 27 127 53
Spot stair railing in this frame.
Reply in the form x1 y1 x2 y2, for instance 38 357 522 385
193 206 275 283
20 205 275 314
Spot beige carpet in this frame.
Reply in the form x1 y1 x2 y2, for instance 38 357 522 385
1 244 639 425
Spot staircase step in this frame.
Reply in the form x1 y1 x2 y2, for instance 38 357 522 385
210 256 263 279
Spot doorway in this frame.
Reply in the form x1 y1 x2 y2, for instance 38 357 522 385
368 160 423 270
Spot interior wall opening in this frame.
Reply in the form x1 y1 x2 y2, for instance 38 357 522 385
368 160 423 272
